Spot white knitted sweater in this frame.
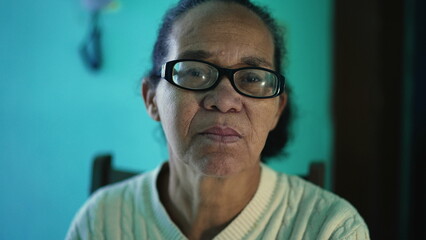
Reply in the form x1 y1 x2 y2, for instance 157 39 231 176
66 164 370 239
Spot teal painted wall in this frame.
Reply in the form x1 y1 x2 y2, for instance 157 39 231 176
262 0 333 179
0 0 332 239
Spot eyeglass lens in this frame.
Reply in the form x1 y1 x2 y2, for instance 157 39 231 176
171 61 279 97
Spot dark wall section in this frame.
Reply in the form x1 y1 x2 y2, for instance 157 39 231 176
334 0 426 238
333 0 406 239
405 0 426 238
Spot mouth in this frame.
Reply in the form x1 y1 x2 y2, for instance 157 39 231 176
200 126 242 143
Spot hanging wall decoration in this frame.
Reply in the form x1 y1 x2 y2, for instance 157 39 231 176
80 0 116 71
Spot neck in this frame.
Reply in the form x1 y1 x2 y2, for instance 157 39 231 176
157 160 261 240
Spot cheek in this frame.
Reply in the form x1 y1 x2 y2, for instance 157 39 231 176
156 85 199 142
244 100 281 150
253 101 281 131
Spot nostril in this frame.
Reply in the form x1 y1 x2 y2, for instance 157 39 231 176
201 78 243 113
202 93 241 113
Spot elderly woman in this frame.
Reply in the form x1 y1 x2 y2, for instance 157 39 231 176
67 0 369 239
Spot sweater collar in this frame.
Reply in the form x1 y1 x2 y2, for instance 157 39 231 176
148 162 278 239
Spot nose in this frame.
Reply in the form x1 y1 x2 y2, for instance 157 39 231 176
202 76 243 113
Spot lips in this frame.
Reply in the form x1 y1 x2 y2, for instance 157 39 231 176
200 126 242 143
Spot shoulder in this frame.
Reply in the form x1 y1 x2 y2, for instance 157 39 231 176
91 170 153 206
268 168 370 239
66 169 158 240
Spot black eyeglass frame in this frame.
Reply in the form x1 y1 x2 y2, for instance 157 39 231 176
161 59 286 99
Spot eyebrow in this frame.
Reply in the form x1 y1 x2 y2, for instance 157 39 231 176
177 50 273 68
241 56 273 68
178 50 213 59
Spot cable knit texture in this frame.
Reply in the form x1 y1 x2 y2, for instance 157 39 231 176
66 164 370 240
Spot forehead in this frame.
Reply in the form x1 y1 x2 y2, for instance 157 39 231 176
168 1 275 67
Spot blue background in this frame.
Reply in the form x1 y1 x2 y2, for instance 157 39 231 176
0 0 332 239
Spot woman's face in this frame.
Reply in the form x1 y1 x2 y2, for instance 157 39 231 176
145 2 286 177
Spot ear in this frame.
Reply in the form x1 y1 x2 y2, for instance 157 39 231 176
270 93 288 130
142 78 161 122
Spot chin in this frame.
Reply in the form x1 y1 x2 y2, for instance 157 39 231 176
194 154 254 177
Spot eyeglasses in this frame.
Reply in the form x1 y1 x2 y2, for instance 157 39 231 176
161 59 286 99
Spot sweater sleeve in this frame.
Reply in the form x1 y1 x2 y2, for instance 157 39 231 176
65 189 107 240
339 224 370 240
329 213 370 240
319 198 370 240
65 170 166 240
281 174 371 240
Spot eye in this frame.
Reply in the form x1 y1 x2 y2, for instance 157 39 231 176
184 68 206 78
234 69 278 97
177 67 211 83
172 61 218 89
240 72 261 83
238 72 266 85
